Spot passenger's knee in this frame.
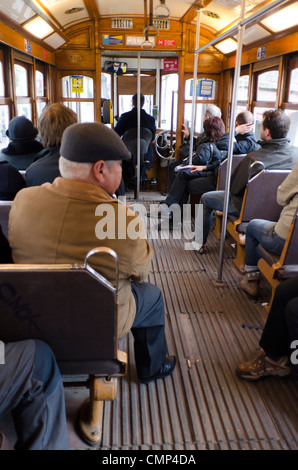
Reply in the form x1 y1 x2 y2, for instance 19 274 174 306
33 340 61 396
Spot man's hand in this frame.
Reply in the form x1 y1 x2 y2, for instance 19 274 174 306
191 165 207 173
235 123 254 135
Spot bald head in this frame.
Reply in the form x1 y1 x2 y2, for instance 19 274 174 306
236 111 254 126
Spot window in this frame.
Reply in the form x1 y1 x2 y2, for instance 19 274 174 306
284 61 298 146
160 73 178 130
62 75 94 122
183 76 218 134
0 54 9 150
253 68 279 140
236 74 249 115
35 63 48 117
14 61 32 120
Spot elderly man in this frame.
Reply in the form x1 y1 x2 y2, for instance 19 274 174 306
8 122 176 384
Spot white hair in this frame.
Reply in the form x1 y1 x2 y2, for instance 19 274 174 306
205 104 222 119
59 156 93 180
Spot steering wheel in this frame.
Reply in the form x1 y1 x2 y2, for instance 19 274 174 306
155 130 176 163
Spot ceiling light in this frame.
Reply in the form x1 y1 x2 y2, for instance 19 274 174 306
215 38 238 54
260 3 298 32
23 16 54 39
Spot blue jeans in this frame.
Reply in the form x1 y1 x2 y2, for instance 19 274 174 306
245 219 286 268
131 282 167 380
200 191 240 244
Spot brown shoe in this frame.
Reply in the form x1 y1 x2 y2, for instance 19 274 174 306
236 352 291 381
240 272 260 298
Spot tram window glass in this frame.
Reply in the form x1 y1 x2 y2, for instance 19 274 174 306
184 103 204 134
101 73 111 100
256 70 279 101
61 75 94 122
0 61 4 97
62 101 94 123
36 70 44 97
0 106 9 149
160 73 178 130
118 94 154 117
289 68 298 103
184 78 216 101
14 63 28 97
62 75 94 99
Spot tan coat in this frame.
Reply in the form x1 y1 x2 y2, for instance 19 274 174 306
8 177 153 337
275 162 298 239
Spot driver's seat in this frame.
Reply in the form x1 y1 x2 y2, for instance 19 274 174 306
123 127 152 196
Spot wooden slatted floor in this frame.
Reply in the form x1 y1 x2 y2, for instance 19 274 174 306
99 200 298 451
2 196 296 451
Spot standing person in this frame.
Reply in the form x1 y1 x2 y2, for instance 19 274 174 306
114 93 156 186
199 109 298 254
25 103 78 187
0 340 69 450
0 116 44 170
9 122 176 384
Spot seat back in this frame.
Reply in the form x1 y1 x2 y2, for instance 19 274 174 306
0 248 126 376
123 127 152 165
241 169 290 223
0 201 12 238
217 154 247 190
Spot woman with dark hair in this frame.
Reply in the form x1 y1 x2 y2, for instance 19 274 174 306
151 117 226 226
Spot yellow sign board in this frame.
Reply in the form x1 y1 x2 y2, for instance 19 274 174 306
71 76 84 93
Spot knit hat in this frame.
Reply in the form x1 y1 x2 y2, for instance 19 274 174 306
60 122 131 162
6 116 38 141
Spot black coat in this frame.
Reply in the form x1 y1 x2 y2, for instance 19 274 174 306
26 146 61 187
0 140 44 170
114 108 156 169
0 161 26 200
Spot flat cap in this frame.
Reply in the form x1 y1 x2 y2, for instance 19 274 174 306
60 122 131 162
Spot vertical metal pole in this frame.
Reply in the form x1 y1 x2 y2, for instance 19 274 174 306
136 52 141 200
156 59 160 128
216 0 246 283
113 71 117 127
189 8 201 166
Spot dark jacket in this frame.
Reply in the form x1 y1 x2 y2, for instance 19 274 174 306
216 130 260 156
0 161 26 200
230 138 298 211
114 108 156 169
193 141 223 177
26 146 61 187
0 140 44 170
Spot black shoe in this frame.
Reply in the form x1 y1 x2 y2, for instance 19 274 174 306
140 356 176 384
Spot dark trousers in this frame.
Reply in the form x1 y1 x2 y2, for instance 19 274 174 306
0 340 69 450
131 282 167 380
260 277 298 379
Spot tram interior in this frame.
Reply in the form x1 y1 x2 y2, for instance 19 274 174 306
0 0 298 451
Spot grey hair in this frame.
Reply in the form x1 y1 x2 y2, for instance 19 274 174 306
205 104 222 119
59 156 93 180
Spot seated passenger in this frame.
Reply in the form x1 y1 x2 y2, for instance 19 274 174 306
25 103 77 187
114 93 156 187
199 109 298 254
150 117 225 228
0 339 69 450
236 276 298 381
8 122 176 384
0 161 25 200
239 161 298 298
0 116 44 170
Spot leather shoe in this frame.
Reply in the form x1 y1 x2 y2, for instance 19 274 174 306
140 356 176 384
